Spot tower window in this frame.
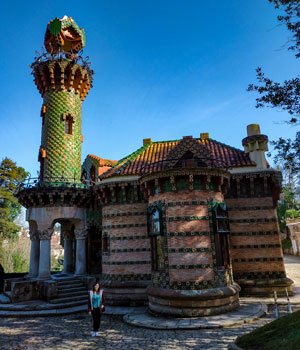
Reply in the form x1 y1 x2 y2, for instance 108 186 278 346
64 115 73 134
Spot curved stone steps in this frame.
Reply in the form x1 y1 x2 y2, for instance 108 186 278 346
0 304 87 318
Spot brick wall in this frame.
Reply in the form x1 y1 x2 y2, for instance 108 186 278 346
227 197 286 281
148 189 228 289
101 202 151 281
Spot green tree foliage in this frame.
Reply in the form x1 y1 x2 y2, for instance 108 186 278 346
0 158 28 241
248 0 300 179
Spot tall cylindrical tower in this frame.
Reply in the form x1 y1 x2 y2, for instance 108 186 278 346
32 16 92 182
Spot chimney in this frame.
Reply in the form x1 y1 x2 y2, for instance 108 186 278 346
242 124 268 169
200 132 209 140
143 138 152 146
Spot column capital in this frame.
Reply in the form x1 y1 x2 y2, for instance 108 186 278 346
74 228 88 240
29 230 40 241
38 228 53 240
63 230 74 240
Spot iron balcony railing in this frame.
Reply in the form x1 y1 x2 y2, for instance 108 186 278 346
16 175 97 192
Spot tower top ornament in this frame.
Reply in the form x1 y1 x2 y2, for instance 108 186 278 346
44 15 86 54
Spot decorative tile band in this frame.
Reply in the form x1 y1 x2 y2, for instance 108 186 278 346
232 244 281 249
110 248 151 253
233 257 283 263
169 280 217 290
167 215 209 222
168 247 211 253
169 264 213 269
101 273 151 282
102 211 145 218
102 223 147 229
102 260 151 265
230 231 279 236
167 231 210 237
230 218 277 223
109 235 148 241
234 271 286 279
228 206 274 211
165 200 207 207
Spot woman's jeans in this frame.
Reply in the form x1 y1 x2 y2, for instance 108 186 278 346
92 308 101 331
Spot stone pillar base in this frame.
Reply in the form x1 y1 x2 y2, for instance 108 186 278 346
147 283 241 317
238 277 294 297
103 281 150 306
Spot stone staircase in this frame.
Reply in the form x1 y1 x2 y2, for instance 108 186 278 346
0 276 89 317
49 277 88 307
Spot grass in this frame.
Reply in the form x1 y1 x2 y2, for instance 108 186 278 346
236 310 300 350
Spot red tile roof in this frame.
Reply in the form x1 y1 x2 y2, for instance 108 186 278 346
87 154 117 167
100 138 255 179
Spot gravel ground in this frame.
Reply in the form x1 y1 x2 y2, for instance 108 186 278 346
0 255 299 350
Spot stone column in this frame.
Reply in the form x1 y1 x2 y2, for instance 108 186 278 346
74 228 88 275
28 230 40 278
38 228 53 279
62 223 74 274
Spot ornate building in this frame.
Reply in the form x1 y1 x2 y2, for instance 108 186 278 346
16 16 293 317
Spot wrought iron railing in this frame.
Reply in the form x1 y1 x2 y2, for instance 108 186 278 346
16 175 93 192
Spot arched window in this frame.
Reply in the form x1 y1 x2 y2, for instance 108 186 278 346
148 205 165 271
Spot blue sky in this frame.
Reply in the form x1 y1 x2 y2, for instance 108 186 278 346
0 0 298 177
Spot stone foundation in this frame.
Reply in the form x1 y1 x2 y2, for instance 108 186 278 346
103 281 149 306
147 283 240 317
238 277 293 297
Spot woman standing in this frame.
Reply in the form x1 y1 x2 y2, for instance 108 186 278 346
88 281 105 336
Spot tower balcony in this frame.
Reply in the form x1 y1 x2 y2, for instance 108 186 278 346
31 55 93 101
15 176 91 209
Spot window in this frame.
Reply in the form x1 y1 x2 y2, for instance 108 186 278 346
148 206 165 271
102 232 109 254
212 203 230 269
38 148 46 181
148 208 161 235
240 178 250 197
90 166 96 184
254 177 264 197
65 116 73 134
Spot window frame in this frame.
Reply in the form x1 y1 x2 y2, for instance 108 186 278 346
147 204 165 272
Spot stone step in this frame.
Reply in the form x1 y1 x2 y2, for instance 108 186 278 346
0 299 87 311
49 295 87 304
0 304 87 317
57 286 86 294
57 284 85 291
57 290 87 298
0 294 11 304
3 291 12 299
56 279 84 286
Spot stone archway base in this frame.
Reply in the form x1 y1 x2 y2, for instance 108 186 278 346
147 283 241 317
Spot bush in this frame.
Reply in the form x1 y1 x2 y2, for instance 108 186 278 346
282 238 292 250
286 209 300 219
